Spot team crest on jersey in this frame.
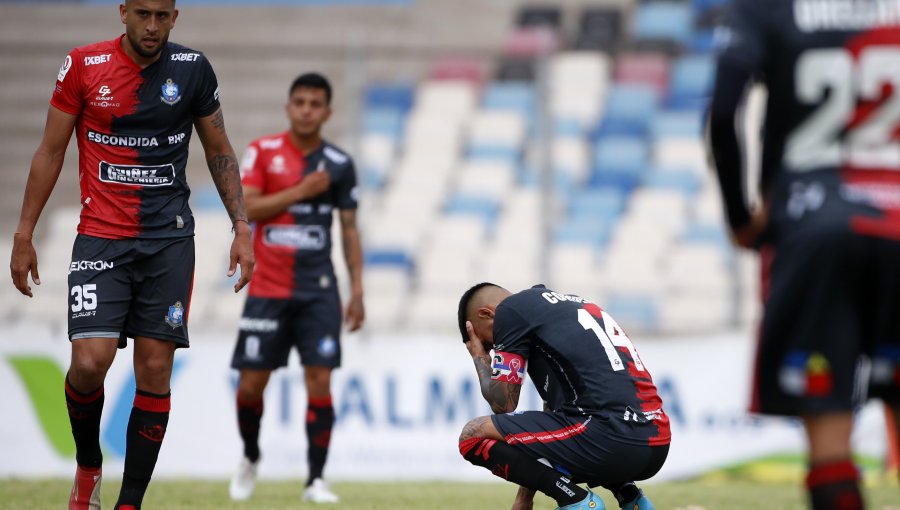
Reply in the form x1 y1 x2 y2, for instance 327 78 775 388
318 336 337 358
160 79 182 106
165 301 185 328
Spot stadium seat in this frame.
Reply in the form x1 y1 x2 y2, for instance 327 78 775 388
553 218 611 248
495 56 537 82
667 55 716 110
443 194 501 228
574 7 622 52
595 84 659 138
553 136 590 185
364 83 415 113
429 56 487 86
363 108 405 139
653 138 709 175
567 188 626 221
664 243 732 294
642 169 701 197
466 110 527 161
482 82 536 114
417 244 478 289
658 292 731 333
480 244 540 290
516 5 562 30
549 244 603 299
627 188 690 233
503 27 561 58
613 52 669 95
414 80 477 119
591 136 648 193
650 111 704 140
359 133 396 189
455 160 516 201
631 3 693 47
549 52 610 129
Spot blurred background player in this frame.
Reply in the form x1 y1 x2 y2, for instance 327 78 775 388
8 0 254 508
456 283 669 510
709 1 900 508
228 72 364 504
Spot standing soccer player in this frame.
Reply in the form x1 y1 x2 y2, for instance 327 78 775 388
228 72 364 504
457 283 669 510
709 1 900 508
8 1 254 509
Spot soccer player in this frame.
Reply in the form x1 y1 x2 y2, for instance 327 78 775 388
8 1 254 509
708 1 900 508
457 283 669 510
228 72 364 504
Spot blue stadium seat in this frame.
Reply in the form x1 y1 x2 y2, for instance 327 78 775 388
364 248 415 272
364 83 415 113
593 136 648 175
466 144 522 162
650 111 704 140
589 137 648 194
482 82 536 113
642 169 702 197
362 109 405 138
444 194 501 226
632 3 693 46
567 188 626 220
554 217 611 247
690 29 718 54
594 84 659 139
554 117 585 137
605 295 658 331
668 55 716 110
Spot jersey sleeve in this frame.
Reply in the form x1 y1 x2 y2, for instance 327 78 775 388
49 50 84 115
239 141 266 190
491 302 533 385
333 159 359 210
191 54 221 118
716 0 769 74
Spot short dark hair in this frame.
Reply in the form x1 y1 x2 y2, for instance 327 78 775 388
457 282 499 343
289 72 332 104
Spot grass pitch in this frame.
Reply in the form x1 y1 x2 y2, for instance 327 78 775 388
0 479 898 510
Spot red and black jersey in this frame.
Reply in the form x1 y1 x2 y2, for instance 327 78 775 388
239 133 358 299
491 285 671 447
711 0 900 238
51 36 220 239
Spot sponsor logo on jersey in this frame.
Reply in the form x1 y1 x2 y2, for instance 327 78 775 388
160 78 182 106
239 318 279 333
268 154 288 174
263 224 327 250
88 130 159 147
170 52 200 62
259 137 283 150
68 260 114 274
165 301 184 328
90 86 119 108
99 162 176 187
84 54 111 66
57 55 72 82
323 146 348 165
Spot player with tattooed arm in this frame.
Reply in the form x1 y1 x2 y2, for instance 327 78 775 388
9 1 254 508
457 283 670 510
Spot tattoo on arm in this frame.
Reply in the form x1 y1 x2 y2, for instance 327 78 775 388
210 109 226 135
474 354 521 413
460 416 493 441
207 153 248 223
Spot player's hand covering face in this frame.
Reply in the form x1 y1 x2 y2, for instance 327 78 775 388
465 321 490 358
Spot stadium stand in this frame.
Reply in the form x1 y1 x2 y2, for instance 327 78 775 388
2 0 760 337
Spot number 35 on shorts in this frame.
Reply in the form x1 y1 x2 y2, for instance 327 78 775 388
71 284 98 313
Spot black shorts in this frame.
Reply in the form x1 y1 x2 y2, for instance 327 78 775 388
755 185 900 415
231 293 342 370
492 411 668 488
67 234 195 347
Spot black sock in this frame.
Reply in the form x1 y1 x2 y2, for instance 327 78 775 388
306 396 335 485
65 375 104 469
460 437 587 507
611 482 642 508
237 395 263 463
115 390 170 510
806 460 863 510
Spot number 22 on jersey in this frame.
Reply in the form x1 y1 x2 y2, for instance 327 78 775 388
577 305 645 372
787 44 900 171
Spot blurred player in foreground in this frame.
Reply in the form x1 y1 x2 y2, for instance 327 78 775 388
709 1 900 508
9 0 254 508
457 283 670 510
228 72 364 504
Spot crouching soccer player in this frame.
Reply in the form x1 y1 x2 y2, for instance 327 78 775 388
457 283 670 510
